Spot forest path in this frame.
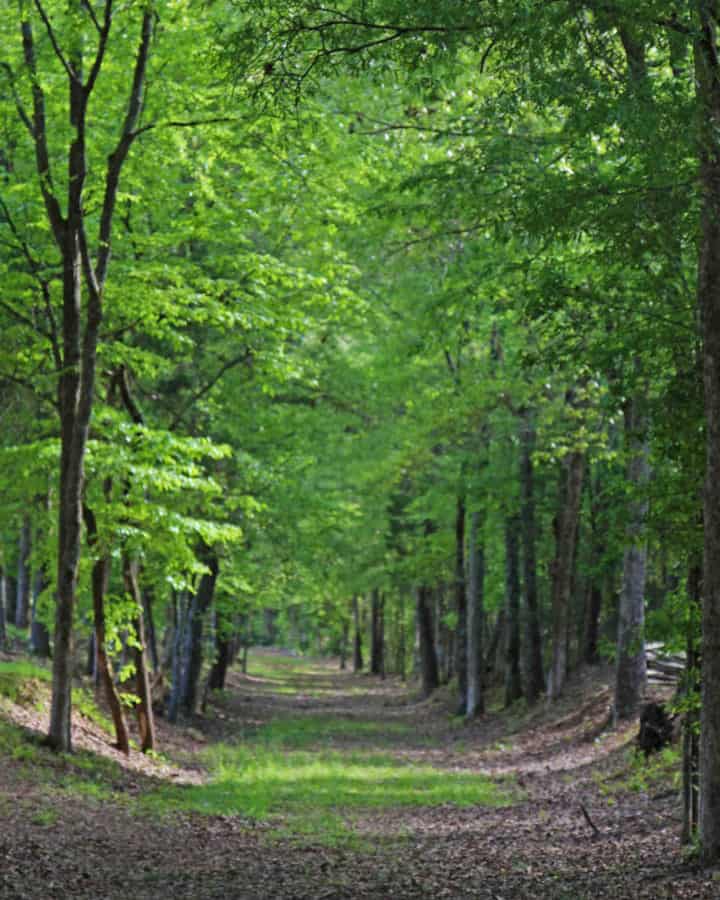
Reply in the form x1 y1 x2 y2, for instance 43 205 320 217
0 649 716 899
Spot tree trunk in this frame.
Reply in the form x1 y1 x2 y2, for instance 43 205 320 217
339 615 349 670
548 451 585 701
466 510 485 717
93 554 130 754
504 515 523 707
352 595 363 671
182 549 220 716
614 394 650 722
123 557 155 752
396 593 407 680
416 585 439 697
166 591 189 723
0 570 7 650
683 558 701 846
29 569 51 659
520 411 545 703
693 7 720 862
15 517 31 631
370 588 384 677
142 584 160 673
208 635 232 691
454 493 468 714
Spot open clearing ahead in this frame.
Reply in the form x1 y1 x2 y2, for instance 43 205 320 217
0 650 716 899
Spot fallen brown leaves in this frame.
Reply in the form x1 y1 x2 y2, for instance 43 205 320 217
0 654 716 899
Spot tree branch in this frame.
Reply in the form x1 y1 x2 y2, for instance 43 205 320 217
32 0 79 83
169 351 254 431
20 19 65 248
96 11 154 289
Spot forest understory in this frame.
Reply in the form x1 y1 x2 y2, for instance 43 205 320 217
0 649 715 900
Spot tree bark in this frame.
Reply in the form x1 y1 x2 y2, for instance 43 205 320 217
0 569 7 650
694 5 720 863
683 558 701 846
182 548 220 716
504 515 523 707
614 394 650 722
352 595 363 671
416 585 439 697
29 570 51 659
548 451 585 701
370 588 384 677
15 517 31 631
454 493 468 714
466 510 485 717
123 556 155 752
520 411 545 703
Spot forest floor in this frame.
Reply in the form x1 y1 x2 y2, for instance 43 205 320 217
0 650 717 899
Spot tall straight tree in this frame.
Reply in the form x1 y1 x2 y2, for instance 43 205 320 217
8 3 155 750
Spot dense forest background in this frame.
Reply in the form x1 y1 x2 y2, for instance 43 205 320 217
2 0 720 864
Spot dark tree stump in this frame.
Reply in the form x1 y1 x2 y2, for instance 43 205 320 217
638 702 674 757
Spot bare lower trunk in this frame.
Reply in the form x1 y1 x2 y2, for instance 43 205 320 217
614 395 650 722
454 494 467 714
93 554 130 755
520 411 545 703
123 557 155 752
504 515 523 706
548 451 585 702
0 570 7 649
683 559 701 845
30 570 51 659
466 510 485 717
352 595 363 672
15 517 31 631
370 589 384 677
417 585 439 697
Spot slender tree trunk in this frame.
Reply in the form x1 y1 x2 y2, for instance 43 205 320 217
416 585 439 697
454 493 468 714
142 584 160 673
29 569 51 659
397 593 406 680
614 394 650 722
352 595 363 672
15 517 31 631
466 510 485 717
0 569 7 650
694 8 720 862
504 515 523 706
123 557 155 752
370 588 384 677
93 553 130 754
548 451 585 701
520 411 545 703
339 615 349 670
683 558 702 846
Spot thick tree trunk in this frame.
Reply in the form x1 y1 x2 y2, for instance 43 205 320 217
694 8 720 863
548 451 585 701
182 549 220 716
466 510 485 717
123 557 155 752
416 585 439 697
352 595 363 671
454 494 468 714
370 588 384 677
208 635 232 691
520 411 545 703
15 517 31 631
504 515 523 706
614 395 650 722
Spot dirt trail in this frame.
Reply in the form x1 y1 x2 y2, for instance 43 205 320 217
0 652 716 899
